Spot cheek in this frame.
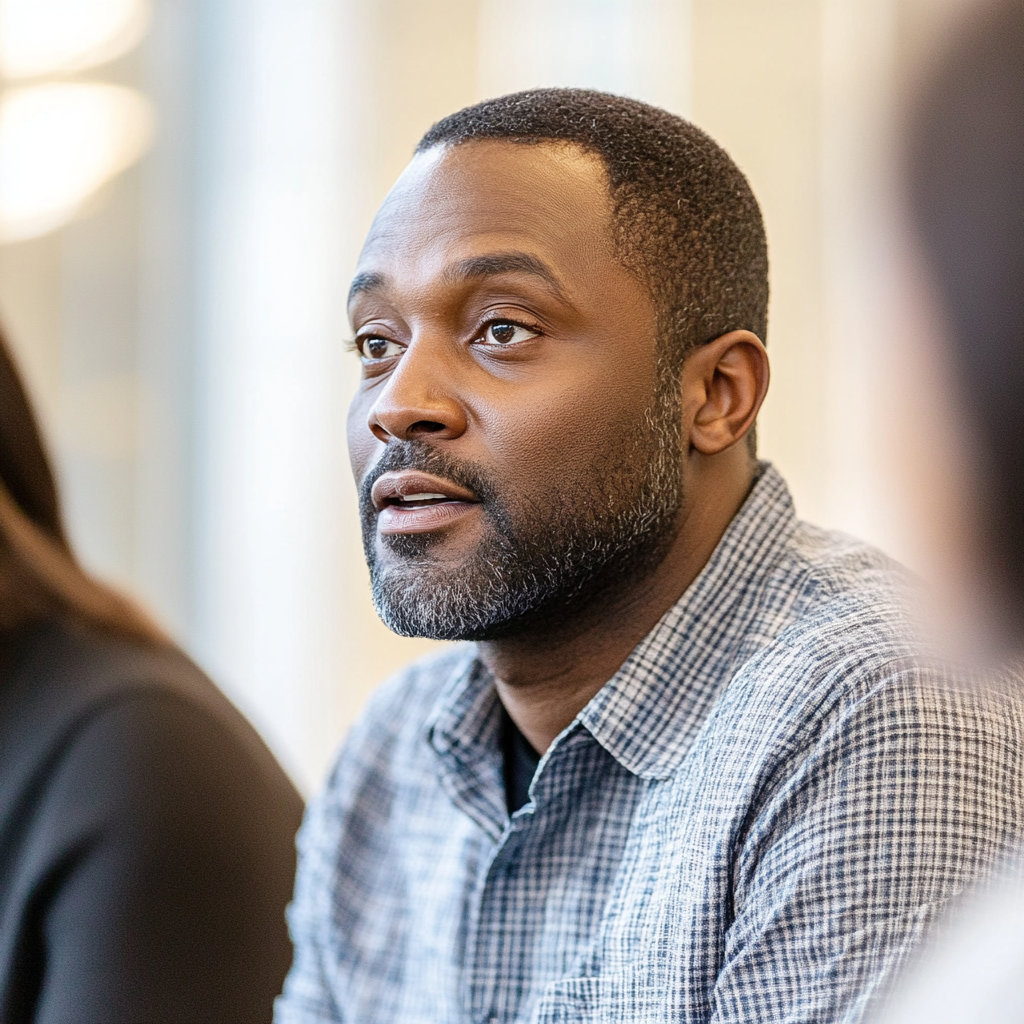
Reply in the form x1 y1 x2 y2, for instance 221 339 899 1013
476 368 655 496
347 395 378 482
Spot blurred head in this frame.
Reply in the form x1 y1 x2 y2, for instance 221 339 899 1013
348 89 769 642
0 327 164 645
904 0 1024 651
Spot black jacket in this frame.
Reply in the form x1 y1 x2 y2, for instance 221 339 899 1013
0 616 304 1024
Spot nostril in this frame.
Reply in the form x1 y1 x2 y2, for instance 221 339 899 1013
407 420 446 436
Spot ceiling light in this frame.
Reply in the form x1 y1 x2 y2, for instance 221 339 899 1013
0 0 149 79
0 83 155 242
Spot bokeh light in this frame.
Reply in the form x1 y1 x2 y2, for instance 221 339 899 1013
0 83 154 241
0 0 149 79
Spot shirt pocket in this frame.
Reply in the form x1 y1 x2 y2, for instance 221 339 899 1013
532 977 602 1024
532 975 659 1024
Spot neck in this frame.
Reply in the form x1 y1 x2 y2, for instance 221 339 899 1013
480 456 756 753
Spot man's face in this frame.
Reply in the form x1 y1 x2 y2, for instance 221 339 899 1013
347 140 684 641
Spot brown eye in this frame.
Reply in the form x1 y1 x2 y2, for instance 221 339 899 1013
481 322 540 346
360 337 402 361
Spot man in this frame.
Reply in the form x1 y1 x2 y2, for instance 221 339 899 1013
276 90 1024 1024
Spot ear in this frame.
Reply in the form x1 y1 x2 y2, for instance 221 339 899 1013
681 331 770 456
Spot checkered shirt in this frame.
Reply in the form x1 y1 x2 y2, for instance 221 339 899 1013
276 465 1024 1024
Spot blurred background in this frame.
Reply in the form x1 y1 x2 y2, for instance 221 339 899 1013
0 0 971 793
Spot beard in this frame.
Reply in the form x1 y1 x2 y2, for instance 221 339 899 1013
359 376 684 643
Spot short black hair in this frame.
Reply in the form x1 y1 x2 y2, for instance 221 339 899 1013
417 88 769 369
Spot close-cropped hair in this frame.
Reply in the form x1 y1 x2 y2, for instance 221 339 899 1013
418 88 770 370
0 327 165 644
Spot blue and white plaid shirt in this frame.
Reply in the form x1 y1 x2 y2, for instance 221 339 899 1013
277 466 1024 1024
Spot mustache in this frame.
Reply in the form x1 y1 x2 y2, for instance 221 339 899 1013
358 441 499 517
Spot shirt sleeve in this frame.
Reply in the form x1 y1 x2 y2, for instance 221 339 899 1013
22 691 303 1024
709 664 1024 1024
272 660 443 1024
274 778 348 1024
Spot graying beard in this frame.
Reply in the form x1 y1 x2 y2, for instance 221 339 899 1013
369 375 682 642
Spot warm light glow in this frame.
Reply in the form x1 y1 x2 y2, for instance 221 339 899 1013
0 83 155 241
0 0 149 79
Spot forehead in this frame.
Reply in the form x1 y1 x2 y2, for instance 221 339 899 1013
353 141 618 295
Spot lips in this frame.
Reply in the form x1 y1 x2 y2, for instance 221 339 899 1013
371 470 481 535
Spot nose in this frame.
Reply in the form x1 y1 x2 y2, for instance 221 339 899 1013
367 336 468 444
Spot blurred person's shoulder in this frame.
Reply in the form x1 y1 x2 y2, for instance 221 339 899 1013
0 614 301 806
0 616 302 1022
4 614 265 735
876 860 1024 1024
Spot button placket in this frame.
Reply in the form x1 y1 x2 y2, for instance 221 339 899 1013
461 733 585 1023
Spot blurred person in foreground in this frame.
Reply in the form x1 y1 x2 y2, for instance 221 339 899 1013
277 89 1024 1024
874 1 1024 1021
0 328 303 1022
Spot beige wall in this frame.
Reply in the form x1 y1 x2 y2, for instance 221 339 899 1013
0 0 970 791
693 0 829 522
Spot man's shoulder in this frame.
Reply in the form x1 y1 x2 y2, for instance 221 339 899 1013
724 519 951 722
302 645 476 871
786 518 909 597
730 520 1024 748
772 519 920 656
362 642 476 724
323 644 475 786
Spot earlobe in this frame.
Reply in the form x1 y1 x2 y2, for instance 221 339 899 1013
685 331 769 456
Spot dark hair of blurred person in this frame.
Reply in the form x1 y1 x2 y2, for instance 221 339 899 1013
906 0 1024 647
877 2 1024 1021
0 326 303 1023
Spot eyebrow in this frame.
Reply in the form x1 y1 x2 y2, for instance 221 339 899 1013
442 252 568 300
348 271 387 305
346 251 570 308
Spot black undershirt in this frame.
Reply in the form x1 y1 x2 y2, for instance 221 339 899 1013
500 703 541 814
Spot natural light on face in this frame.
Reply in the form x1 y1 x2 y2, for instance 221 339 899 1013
0 0 154 243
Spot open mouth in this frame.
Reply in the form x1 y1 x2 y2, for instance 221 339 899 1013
386 492 452 509
371 471 481 535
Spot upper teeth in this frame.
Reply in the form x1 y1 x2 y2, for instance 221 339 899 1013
399 493 447 502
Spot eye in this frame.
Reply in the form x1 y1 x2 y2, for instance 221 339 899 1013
479 321 541 347
358 336 403 361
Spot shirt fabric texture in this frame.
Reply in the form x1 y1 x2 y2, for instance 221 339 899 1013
277 465 1024 1024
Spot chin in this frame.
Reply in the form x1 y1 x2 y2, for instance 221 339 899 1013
370 560 597 644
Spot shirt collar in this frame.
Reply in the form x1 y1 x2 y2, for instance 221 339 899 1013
428 463 797 782
579 463 796 779
429 655 500 767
